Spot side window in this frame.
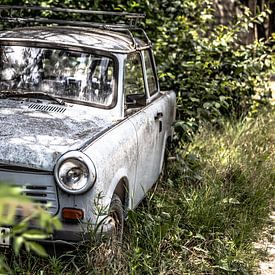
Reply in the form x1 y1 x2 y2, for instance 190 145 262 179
125 53 145 96
144 50 158 96
124 53 146 107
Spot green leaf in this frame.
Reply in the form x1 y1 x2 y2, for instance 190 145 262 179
26 241 48 257
13 236 24 255
190 97 200 102
22 230 49 240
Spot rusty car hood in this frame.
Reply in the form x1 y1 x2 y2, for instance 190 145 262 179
0 100 114 171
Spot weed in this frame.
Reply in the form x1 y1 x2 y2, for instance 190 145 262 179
1 110 274 273
124 110 275 274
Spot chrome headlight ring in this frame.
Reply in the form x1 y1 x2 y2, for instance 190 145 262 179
54 151 96 194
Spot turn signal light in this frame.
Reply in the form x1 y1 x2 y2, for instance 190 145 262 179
62 208 84 221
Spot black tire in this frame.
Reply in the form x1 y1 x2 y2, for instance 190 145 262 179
109 194 124 243
160 145 169 181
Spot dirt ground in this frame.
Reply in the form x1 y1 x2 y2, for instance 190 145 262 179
254 80 274 274
254 212 275 274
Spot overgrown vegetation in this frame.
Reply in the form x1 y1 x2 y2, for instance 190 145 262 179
0 185 61 273
2 1 273 133
124 111 275 274
3 110 273 274
0 0 274 273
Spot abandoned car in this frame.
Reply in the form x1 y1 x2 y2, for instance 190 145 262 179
0 6 176 245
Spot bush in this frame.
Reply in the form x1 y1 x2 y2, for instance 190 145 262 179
0 184 62 272
143 1 273 140
1 1 272 137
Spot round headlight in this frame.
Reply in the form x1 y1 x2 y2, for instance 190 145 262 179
54 152 96 194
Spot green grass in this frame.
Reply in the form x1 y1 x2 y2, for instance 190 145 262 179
1 110 275 274
123 110 275 274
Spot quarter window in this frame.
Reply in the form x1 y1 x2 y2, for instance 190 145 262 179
124 53 145 96
124 53 146 107
144 50 158 96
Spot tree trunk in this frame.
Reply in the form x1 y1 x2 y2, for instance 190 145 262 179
247 0 257 43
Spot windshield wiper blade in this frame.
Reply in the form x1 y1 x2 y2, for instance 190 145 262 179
0 90 65 105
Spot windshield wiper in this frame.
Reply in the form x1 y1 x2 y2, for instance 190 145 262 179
0 90 65 105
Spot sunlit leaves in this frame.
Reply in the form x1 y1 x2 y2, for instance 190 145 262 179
0 183 62 258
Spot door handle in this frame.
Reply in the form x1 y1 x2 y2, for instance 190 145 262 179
154 112 163 120
155 112 163 132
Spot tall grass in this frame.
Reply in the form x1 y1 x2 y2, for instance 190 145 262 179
124 110 275 274
2 110 275 273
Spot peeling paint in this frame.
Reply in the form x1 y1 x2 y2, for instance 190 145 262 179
0 99 114 171
0 24 176 243
0 27 136 52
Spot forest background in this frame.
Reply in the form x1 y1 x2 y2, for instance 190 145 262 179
0 0 274 274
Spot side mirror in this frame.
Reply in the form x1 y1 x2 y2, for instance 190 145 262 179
126 94 146 108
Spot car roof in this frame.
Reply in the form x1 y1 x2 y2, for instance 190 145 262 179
0 26 148 53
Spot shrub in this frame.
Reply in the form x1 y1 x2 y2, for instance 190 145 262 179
2 1 272 137
144 1 273 140
0 184 62 272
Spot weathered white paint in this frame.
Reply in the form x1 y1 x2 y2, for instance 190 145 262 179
0 99 115 171
0 25 176 243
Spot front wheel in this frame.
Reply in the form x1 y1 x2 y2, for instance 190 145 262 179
108 194 124 243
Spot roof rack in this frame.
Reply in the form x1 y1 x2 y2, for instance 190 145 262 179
0 5 145 28
0 5 150 49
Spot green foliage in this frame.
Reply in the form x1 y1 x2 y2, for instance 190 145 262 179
3 0 272 139
7 110 274 274
0 184 62 272
148 2 272 140
123 110 275 274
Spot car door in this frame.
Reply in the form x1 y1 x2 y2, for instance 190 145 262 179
124 51 167 207
143 49 167 181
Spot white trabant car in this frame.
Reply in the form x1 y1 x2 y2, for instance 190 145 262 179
0 6 176 245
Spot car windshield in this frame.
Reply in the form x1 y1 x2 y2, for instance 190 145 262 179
0 45 115 107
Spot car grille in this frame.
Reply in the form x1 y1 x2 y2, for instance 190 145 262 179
0 170 59 216
21 184 58 215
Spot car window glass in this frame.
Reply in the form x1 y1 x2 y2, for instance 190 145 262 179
144 50 158 96
124 53 145 97
0 46 115 107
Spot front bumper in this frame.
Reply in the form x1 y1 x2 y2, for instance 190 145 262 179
49 216 116 243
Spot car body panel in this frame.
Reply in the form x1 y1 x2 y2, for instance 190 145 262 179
0 26 147 53
0 23 176 244
0 99 115 171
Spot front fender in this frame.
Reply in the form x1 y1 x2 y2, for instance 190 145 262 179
82 118 138 214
